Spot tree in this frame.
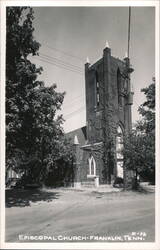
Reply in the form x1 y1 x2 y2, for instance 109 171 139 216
6 7 41 169
6 7 73 185
124 129 155 184
124 79 155 186
137 77 155 133
44 137 74 186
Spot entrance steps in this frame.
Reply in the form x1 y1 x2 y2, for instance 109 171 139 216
81 180 95 188
78 183 121 192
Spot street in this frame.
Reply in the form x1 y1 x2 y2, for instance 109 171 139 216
5 187 155 242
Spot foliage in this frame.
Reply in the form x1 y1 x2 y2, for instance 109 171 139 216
124 130 155 181
113 177 124 188
137 78 155 133
6 7 74 185
124 79 155 185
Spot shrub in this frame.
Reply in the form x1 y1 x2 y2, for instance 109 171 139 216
113 177 124 188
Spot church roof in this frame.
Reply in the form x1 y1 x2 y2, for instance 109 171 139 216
66 126 87 145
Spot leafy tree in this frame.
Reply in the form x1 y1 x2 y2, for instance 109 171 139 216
124 79 155 186
6 7 73 185
124 129 155 184
44 137 74 186
137 77 155 133
6 7 41 169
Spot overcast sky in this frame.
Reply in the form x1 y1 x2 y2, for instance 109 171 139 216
30 6 155 133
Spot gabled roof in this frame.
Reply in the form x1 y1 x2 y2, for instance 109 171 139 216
66 126 87 145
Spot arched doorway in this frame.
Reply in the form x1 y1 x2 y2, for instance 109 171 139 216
116 125 124 178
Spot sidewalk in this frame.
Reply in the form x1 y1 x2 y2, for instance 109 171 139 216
42 184 121 194
42 182 155 195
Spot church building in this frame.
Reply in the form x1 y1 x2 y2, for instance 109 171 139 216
67 43 134 188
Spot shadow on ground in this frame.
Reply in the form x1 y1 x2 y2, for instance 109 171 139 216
136 186 155 194
91 187 154 199
6 189 60 208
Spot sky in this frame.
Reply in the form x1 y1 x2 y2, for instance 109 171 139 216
30 6 155 133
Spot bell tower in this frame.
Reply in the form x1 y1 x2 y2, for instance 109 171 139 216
85 46 134 141
84 45 134 183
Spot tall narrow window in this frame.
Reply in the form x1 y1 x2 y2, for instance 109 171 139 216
96 72 100 108
117 69 122 106
96 81 100 107
88 155 96 177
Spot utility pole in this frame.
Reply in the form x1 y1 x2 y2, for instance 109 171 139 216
126 6 134 133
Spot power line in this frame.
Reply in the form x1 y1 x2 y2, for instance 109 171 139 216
134 100 141 109
66 93 84 103
40 42 84 62
62 96 85 110
64 106 85 119
39 52 83 72
39 55 83 74
34 56 84 75
39 57 83 75
62 100 84 112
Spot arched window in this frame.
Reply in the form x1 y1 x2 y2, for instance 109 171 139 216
116 125 124 178
88 155 96 177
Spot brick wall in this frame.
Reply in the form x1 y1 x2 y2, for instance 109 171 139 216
68 46 133 186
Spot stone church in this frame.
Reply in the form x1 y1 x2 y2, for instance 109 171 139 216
67 44 134 188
